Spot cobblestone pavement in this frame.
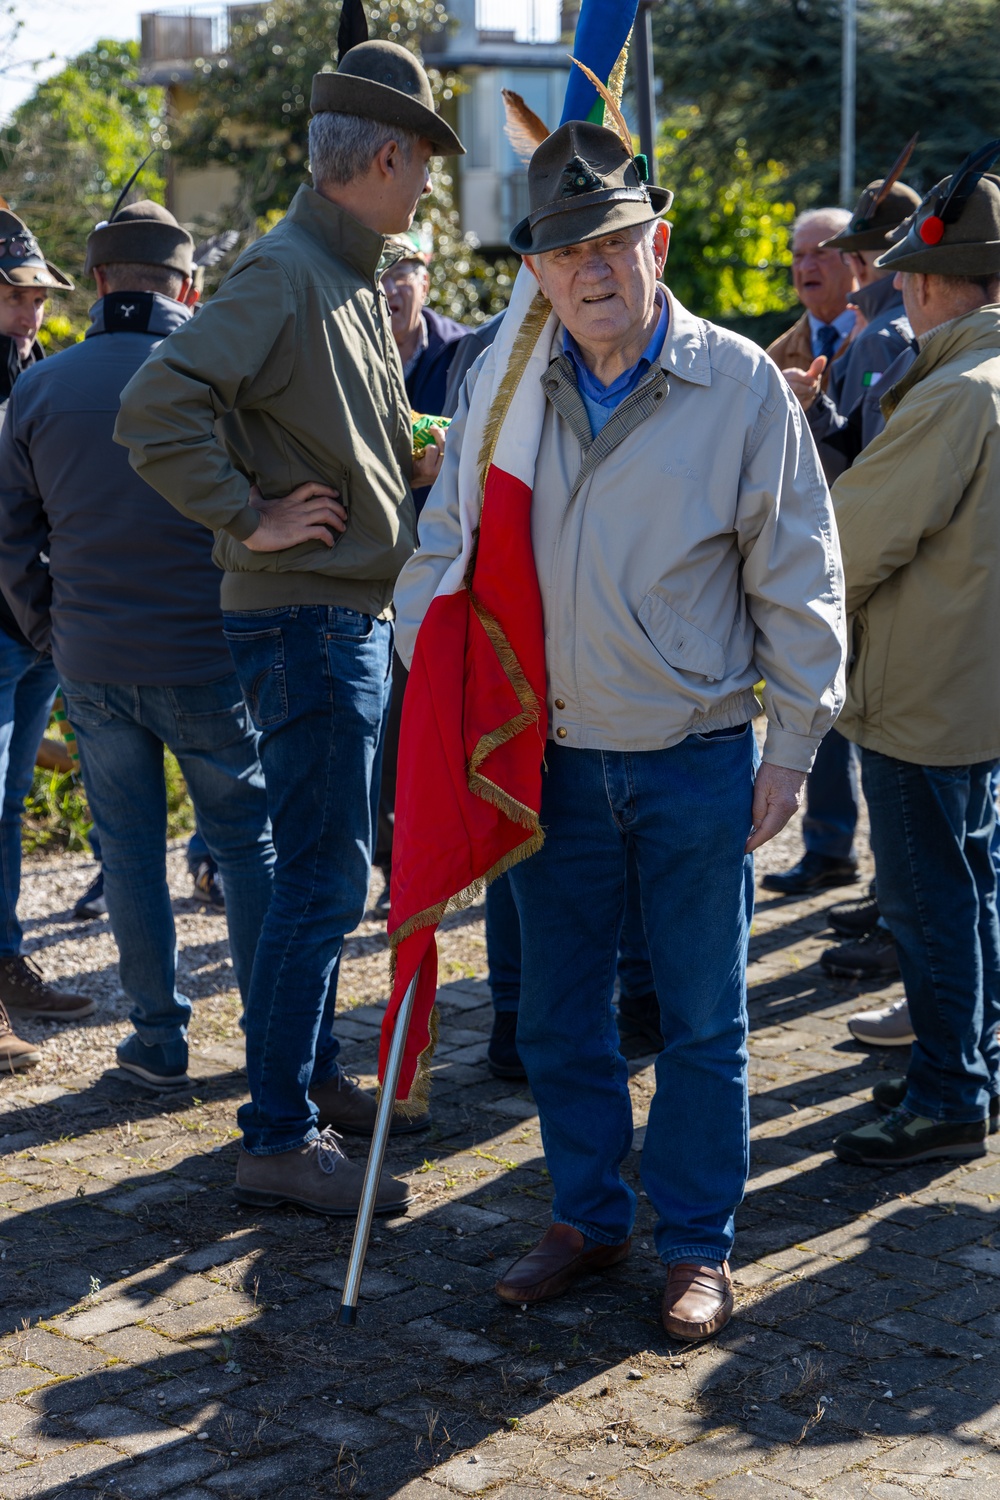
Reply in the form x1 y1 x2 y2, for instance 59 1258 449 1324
2 812 1000 1499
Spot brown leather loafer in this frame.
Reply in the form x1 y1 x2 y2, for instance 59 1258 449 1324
495 1223 630 1305
661 1262 733 1341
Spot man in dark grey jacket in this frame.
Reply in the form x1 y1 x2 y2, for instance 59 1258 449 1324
0 200 275 1092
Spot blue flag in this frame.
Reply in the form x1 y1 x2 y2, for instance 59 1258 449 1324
560 0 638 126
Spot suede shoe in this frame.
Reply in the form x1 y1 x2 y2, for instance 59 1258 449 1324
0 955 96 1021
616 989 663 1060
0 1004 41 1072
235 1127 410 1217
662 1262 734 1341
116 1034 191 1091
822 927 900 982
847 997 914 1047
309 1066 430 1136
827 885 880 939
487 1012 527 1080
873 1076 1000 1135
762 852 858 895
495 1223 630 1304
834 1107 987 1166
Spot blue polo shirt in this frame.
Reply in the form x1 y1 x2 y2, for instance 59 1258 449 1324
563 289 669 437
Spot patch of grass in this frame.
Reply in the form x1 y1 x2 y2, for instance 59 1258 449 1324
23 743 194 854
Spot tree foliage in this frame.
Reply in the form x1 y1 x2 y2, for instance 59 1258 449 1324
652 0 1000 206
0 39 167 342
175 0 514 323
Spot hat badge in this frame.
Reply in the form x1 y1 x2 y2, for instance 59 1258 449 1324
561 155 603 198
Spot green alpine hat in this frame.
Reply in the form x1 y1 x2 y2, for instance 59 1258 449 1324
822 180 922 252
0 210 73 290
311 40 464 156
85 200 194 278
509 120 672 257
876 141 1000 275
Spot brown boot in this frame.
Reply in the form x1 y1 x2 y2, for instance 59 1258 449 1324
0 1003 41 1072
661 1262 733 1342
0 956 95 1021
308 1066 430 1136
234 1127 411 1217
495 1223 630 1304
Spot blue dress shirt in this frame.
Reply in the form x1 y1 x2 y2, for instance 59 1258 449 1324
563 289 669 437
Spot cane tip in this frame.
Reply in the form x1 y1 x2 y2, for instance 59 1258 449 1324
337 1303 358 1327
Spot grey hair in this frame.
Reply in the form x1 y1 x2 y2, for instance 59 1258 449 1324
308 111 418 188
97 261 185 296
792 206 852 241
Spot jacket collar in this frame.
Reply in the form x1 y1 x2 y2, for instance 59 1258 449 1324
86 292 191 339
881 303 1000 419
849 274 903 324
285 184 387 283
658 287 712 387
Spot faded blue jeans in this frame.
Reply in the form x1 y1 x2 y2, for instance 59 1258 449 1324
61 674 274 1063
223 605 392 1156
862 749 1000 1122
0 633 58 956
507 727 757 1266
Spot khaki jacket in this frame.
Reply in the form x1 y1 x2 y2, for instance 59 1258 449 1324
395 290 846 772
115 186 414 618
767 311 850 393
833 304 1000 765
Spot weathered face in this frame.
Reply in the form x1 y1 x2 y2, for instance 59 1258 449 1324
385 136 435 234
525 220 669 354
0 285 47 357
381 258 430 349
791 221 856 320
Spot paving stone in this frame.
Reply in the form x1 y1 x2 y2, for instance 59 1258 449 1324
0 1441 122 1498
71 1403 194 1456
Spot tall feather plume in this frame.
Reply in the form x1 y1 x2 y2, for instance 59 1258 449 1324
868 132 918 216
108 152 154 224
568 55 633 157
337 0 369 64
939 138 1000 224
501 89 550 164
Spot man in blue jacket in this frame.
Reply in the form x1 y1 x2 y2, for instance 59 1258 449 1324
0 199 275 1091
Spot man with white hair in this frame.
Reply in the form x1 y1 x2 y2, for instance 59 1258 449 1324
767 207 856 398
116 39 463 1216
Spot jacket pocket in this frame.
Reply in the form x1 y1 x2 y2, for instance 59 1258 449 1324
221 625 288 729
637 590 727 682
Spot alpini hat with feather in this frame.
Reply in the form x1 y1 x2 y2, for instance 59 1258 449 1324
311 2 463 157
0 208 72 289
875 139 1000 275
821 135 921 252
85 152 194 282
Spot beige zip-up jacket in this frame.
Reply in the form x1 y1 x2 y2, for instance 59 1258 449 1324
394 289 847 773
833 304 1000 765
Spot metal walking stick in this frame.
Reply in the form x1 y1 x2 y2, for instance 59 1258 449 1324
338 971 421 1325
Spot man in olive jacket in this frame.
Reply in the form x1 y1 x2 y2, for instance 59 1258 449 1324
116 40 463 1218
832 149 1000 1169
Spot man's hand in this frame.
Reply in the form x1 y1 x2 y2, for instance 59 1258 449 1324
411 424 446 488
242 481 347 553
782 356 827 412
746 762 806 853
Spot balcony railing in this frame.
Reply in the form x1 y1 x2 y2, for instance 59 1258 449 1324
474 0 561 44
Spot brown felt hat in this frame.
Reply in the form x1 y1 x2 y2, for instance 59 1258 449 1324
85 200 194 278
822 180 922 252
509 120 672 256
0 210 73 290
876 144 1000 275
311 40 464 156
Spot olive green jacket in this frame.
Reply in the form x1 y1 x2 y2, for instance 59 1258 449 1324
115 186 415 617
833 304 1000 765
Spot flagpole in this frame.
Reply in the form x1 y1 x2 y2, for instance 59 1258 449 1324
338 971 421 1325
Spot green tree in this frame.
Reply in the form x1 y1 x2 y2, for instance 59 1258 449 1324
175 0 513 323
0 39 167 343
658 106 797 337
652 0 1000 206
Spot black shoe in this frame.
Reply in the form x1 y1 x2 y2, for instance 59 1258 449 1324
192 859 225 911
828 884 880 938
874 1076 1000 1135
834 1107 987 1167
821 926 900 980
487 1012 526 1080
762 852 859 895
616 989 663 1060
72 869 107 920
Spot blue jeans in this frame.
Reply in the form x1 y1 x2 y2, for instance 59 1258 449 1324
802 726 858 861
862 749 1000 1122
486 855 656 1013
61 675 274 1060
223 605 393 1156
0 634 58 956
507 729 756 1265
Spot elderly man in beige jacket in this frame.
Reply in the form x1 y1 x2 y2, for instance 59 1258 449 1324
832 147 1000 1170
394 119 846 1341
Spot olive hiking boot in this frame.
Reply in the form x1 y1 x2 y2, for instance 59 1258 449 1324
872 1076 1000 1135
235 1127 411 1217
834 1107 987 1167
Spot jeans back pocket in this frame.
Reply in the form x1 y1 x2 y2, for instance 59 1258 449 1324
222 626 288 728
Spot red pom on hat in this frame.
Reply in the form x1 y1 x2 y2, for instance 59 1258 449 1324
919 214 945 245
